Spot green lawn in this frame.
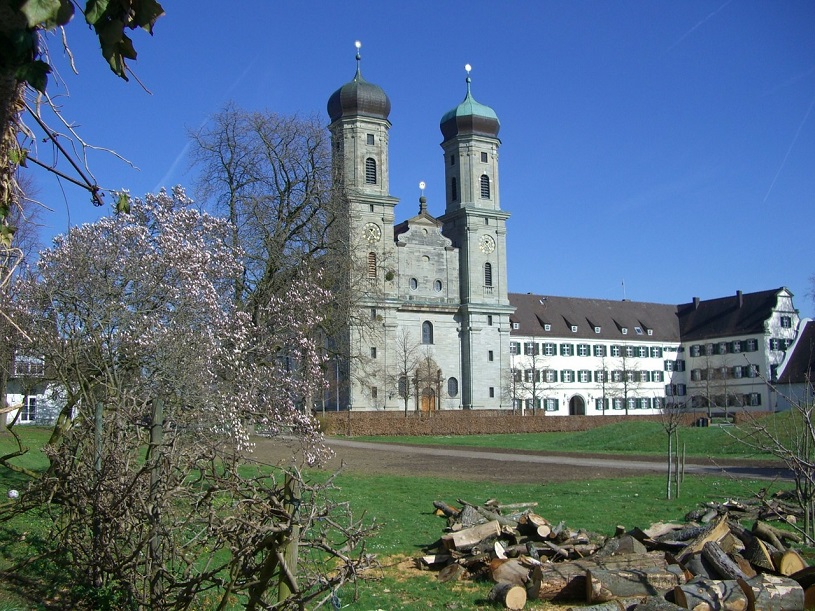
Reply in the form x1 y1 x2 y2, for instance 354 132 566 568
353 420 776 460
0 425 788 609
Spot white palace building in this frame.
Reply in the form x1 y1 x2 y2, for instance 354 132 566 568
325 50 809 416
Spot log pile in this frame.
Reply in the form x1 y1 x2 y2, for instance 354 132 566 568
421 493 812 610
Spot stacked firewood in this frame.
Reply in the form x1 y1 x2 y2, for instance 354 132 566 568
421 493 813 610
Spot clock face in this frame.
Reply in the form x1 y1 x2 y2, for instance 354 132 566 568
479 234 495 254
364 222 382 243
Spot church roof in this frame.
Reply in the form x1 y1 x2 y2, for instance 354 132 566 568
509 288 790 345
509 293 680 342
676 288 787 341
778 320 815 385
440 72 500 142
327 51 390 123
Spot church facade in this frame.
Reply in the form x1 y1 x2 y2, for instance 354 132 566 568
324 53 806 415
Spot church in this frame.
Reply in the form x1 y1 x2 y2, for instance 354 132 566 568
322 49 805 415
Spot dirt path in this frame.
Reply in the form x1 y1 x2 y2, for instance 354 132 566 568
250 436 790 484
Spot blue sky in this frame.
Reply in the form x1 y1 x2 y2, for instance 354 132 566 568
26 1 815 317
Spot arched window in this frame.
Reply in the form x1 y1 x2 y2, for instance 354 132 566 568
447 377 459 397
365 157 377 184
422 321 434 344
484 262 493 287
480 174 490 199
451 176 458 201
367 252 376 277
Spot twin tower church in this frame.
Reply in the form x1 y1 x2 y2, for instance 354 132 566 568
327 50 512 411
326 48 803 415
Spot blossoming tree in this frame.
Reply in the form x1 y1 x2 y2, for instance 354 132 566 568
5 188 373 609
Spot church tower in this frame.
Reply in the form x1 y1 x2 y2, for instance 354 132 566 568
327 43 399 409
440 66 514 409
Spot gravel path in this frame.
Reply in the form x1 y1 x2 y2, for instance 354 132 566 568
250 436 791 484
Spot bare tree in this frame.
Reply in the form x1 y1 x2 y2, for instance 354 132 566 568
605 344 647 415
390 329 421 416
188 104 336 317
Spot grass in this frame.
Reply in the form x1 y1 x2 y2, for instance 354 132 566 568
353 420 777 460
0 424 789 609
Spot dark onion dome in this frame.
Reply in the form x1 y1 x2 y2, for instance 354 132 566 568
440 71 500 142
327 49 391 123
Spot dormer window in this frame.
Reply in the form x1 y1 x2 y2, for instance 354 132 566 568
544 324 551 332
512 322 519 330
622 328 628 335
571 325 578 333
647 329 653 336
634 326 643 335
594 326 601 334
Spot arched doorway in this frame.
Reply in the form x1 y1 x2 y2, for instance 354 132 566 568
421 388 436 412
569 395 586 416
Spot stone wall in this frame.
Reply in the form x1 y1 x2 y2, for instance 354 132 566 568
314 410 768 437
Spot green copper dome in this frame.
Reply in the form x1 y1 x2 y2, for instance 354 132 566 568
440 76 500 142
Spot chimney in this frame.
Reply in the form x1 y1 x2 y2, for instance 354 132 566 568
693 297 700 310
737 290 743 308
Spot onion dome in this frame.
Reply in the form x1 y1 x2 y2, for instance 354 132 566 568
440 65 500 142
327 43 391 123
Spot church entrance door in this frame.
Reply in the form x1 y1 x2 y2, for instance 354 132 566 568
569 395 586 416
421 389 436 412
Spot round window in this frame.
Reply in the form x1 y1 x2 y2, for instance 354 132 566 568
434 280 442 292
409 278 418 290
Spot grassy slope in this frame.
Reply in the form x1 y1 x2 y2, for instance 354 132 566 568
354 420 775 459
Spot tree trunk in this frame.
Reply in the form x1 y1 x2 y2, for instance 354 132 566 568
441 520 500 551
701 541 751 581
536 552 671 601
586 565 686 603
741 574 805 611
674 577 749 610
148 398 165 603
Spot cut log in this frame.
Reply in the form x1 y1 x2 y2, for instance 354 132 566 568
421 553 451 566
742 535 776 572
535 552 671 601
490 558 530 587
432 500 460 518
586 565 686 603
730 553 757 579
682 551 717 579
488 582 527 610
772 549 807 576
677 516 731 562
756 520 803 545
805 585 815 610
526 565 542 600
753 520 786 551
441 520 500 551
701 541 751 581
789 565 815 589
673 577 749 610
437 563 466 583
740 574 805 611
631 597 687 610
566 597 646 610
536 524 552 540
